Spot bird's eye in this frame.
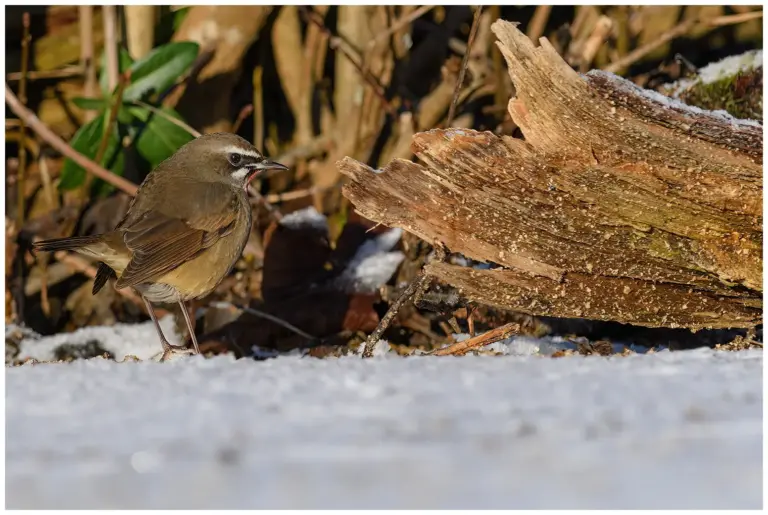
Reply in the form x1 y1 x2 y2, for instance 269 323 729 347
228 153 243 166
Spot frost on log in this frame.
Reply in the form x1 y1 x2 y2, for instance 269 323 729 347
337 20 762 330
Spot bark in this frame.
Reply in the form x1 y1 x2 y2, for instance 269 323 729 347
337 20 762 330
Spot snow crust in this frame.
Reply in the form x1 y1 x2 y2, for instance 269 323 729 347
6 347 762 509
697 49 763 85
587 69 763 128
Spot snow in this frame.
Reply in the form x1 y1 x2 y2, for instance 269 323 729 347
14 317 181 362
697 49 763 85
587 69 763 128
664 49 763 102
278 205 328 233
335 228 405 294
6 346 762 509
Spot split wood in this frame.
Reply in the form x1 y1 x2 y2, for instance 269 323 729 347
339 19 762 331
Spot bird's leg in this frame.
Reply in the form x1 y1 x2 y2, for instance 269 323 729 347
177 297 201 355
142 296 194 361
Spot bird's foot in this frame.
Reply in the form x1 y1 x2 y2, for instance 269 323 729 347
159 342 196 362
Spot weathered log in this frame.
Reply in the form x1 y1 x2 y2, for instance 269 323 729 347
337 20 762 330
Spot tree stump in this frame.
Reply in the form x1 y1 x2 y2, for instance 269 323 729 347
337 20 762 331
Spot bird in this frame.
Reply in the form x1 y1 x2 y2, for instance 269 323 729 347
32 132 288 361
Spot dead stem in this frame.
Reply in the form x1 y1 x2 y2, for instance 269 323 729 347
361 273 432 358
361 244 447 358
16 12 31 226
526 5 551 43
209 301 316 341
94 71 130 163
252 67 264 152
5 83 140 196
102 6 119 92
301 6 397 117
233 104 253 134
603 11 761 74
368 5 435 49
446 6 483 127
6 66 84 82
428 323 521 356
129 99 202 137
79 6 97 122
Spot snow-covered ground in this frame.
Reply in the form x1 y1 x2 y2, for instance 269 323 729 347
6 342 762 509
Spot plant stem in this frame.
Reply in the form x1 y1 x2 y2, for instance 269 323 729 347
16 12 31 225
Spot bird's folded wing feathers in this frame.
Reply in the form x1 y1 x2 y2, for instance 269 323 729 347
115 184 240 289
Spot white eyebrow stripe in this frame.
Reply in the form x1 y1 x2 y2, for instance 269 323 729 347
222 145 263 160
231 167 250 180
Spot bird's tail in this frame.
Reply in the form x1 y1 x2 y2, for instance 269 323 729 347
32 235 102 253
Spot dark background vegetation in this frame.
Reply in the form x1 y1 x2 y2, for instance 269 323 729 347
4 5 763 360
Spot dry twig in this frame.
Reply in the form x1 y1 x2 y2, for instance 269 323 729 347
232 104 253 134
5 83 139 196
361 273 432 358
301 6 397 117
369 5 435 48
604 11 763 73
209 301 316 341
446 6 483 126
428 323 520 356
16 12 31 225
130 99 201 137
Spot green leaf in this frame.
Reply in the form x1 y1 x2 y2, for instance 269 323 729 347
74 96 135 124
124 42 199 102
59 117 105 190
72 96 108 111
173 7 190 31
59 112 125 192
91 120 126 197
133 107 195 168
99 47 134 96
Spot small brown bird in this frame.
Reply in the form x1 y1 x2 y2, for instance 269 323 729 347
33 133 288 360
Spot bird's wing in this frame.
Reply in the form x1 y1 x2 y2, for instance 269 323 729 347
115 181 241 289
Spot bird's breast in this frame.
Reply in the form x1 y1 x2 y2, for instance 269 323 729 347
150 203 251 302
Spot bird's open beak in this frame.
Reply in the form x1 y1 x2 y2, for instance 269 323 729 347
247 160 289 172
244 160 289 189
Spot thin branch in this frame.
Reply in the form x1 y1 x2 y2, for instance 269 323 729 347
601 11 759 74
94 71 130 164
53 251 148 308
428 323 520 356
6 66 84 82
368 5 435 48
16 12 31 225
301 6 398 117
361 273 432 358
446 6 483 127
233 104 253 134
708 10 763 27
5 83 139 196
209 301 316 341
361 244 448 358
129 99 202 137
